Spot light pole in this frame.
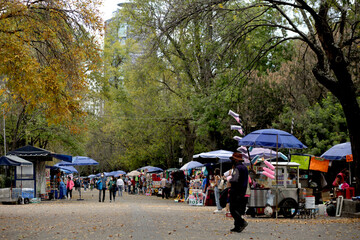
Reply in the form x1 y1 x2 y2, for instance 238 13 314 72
3 109 5 155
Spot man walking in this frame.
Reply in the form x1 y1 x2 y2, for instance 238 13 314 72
229 152 249 233
97 173 107 202
117 176 124 197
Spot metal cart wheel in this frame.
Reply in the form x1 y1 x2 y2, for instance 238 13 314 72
279 198 298 218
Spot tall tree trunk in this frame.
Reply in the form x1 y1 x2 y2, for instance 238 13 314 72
338 93 360 195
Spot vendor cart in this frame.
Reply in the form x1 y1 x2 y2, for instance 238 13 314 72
248 162 300 218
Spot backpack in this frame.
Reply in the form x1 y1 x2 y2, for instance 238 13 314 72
96 180 103 190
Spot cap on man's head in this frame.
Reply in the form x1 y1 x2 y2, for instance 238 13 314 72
230 152 244 161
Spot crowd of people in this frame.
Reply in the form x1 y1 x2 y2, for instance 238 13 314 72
58 151 353 234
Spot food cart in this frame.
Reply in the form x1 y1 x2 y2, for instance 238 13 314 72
248 162 300 218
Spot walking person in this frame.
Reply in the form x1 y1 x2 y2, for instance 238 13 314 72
66 176 74 200
229 152 249 233
74 177 82 199
116 176 124 197
127 178 132 194
213 168 223 213
108 176 117 202
97 173 107 202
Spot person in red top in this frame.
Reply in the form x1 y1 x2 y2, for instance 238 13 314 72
66 176 74 200
332 169 349 187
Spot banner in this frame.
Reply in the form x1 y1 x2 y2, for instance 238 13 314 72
188 189 205 206
290 155 310 170
309 156 329 172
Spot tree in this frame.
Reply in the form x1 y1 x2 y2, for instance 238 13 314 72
154 0 360 193
119 0 295 158
0 0 103 127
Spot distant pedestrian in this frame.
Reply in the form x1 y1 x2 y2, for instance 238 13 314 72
74 177 82 199
213 168 223 213
108 176 117 202
117 176 124 197
66 176 74 200
229 152 248 233
97 173 107 202
127 179 132 194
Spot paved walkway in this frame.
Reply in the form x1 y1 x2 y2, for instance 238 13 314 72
0 190 359 239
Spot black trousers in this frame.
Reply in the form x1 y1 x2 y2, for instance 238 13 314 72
99 189 106 202
109 190 116 201
229 194 247 228
162 187 169 199
67 188 72 199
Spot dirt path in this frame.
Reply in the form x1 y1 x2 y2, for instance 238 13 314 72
1 190 359 239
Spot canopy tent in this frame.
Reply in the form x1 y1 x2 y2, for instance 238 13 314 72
58 156 99 200
180 161 204 171
193 150 233 163
8 145 72 162
7 145 72 196
0 156 21 166
0 156 33 201
138 166 163 173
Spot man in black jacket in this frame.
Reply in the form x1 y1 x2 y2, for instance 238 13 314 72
229 152 249 233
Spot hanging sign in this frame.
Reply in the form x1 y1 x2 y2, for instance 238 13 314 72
291 155 310 170
346 154 353 162
309 156 329 172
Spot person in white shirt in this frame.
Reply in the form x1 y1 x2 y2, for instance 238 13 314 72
117 176 124 197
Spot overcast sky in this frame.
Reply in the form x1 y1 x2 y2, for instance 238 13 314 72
101 0 126 21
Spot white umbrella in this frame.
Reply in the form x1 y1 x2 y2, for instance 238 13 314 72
180 161 204 170
127 170 141 177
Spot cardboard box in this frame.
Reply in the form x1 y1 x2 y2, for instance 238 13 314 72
321 191 331 201
305 188 313 196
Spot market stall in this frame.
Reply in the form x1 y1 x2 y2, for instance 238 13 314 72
248 161 301 218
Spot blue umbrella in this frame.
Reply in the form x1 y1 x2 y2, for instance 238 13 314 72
58 166 78 174
57 156 98 200
238 129 307 149
109 170 127 177
180 161 204 170
88 174 96 178
96 172 112 177
238 129 306 219
54 163 79 173
58 156 99 166
320 142 351 160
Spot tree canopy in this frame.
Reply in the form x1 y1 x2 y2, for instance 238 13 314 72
0 0 103 125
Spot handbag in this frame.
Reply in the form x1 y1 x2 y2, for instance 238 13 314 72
218 179 225 190
219 187 230 208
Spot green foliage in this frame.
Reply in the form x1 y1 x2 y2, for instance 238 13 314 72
274 93 349 156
